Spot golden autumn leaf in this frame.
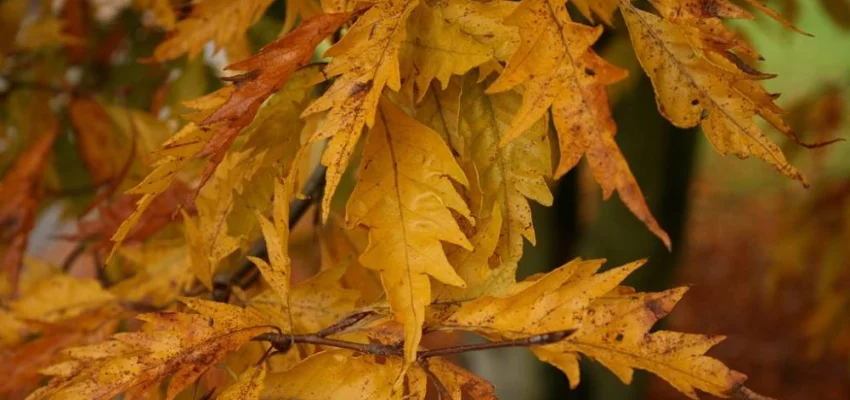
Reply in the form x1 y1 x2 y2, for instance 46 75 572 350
571 0 618 24
152 0 275 61
346 98 471 363
458 74 552 265
109 123 206 260
10 275 115 322
303 0 417 219
621 1 808 186
249 266 360 334
28 300 270 400
218 363 267 400
488 0 669 248
441 258 757 398
400 2 493 100
262 350 406 399
249 177 295 308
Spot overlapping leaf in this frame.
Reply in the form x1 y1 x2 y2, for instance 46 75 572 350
621 1 808 186
28 300 270 400
400 0 517 100
488 0 669 248
441 258 755 398
303 0 418 218
152 0 275 61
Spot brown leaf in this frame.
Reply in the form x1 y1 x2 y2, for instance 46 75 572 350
69 97 122 185
0 129 56 295
190 11 353 192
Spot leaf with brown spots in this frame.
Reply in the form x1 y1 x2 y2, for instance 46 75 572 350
302 0 418 219
0 306 121 398
28 300 270 400
621 1 810 186
191 12 353 192
441 258 761 399
487 0 669 248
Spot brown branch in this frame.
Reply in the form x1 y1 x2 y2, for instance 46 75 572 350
253 327 575 361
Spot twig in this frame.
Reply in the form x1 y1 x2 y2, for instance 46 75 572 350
416 329 575 360
253 328 575 361
315 310 374 337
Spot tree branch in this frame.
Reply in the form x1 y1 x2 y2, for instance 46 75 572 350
253 327 575 361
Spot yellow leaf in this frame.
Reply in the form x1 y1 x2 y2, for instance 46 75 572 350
320 213 384 303
262 350 405 399
29 300 269 400
152 0 275 61
110 123 207 260
346 98 470 363
570 0 618 24
249 177 294 307
442 258 753 398
249 266 360 334
109 244 195 307
487 0 669 248
15 17 78 50
621 2 807 186
400 3 493 100
303 0 418 219
219 363 267 400
10 275 115 323
457 74 553 265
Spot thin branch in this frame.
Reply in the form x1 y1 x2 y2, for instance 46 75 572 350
315 310 374 337
416 329 575 360
253 328 575 361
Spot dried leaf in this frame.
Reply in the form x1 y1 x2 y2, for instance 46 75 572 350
488 0 669 247
621 2 807 186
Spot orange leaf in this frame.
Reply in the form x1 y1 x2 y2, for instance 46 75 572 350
0 129 56 295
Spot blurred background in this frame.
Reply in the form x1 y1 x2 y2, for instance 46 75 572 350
464 1 850 398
